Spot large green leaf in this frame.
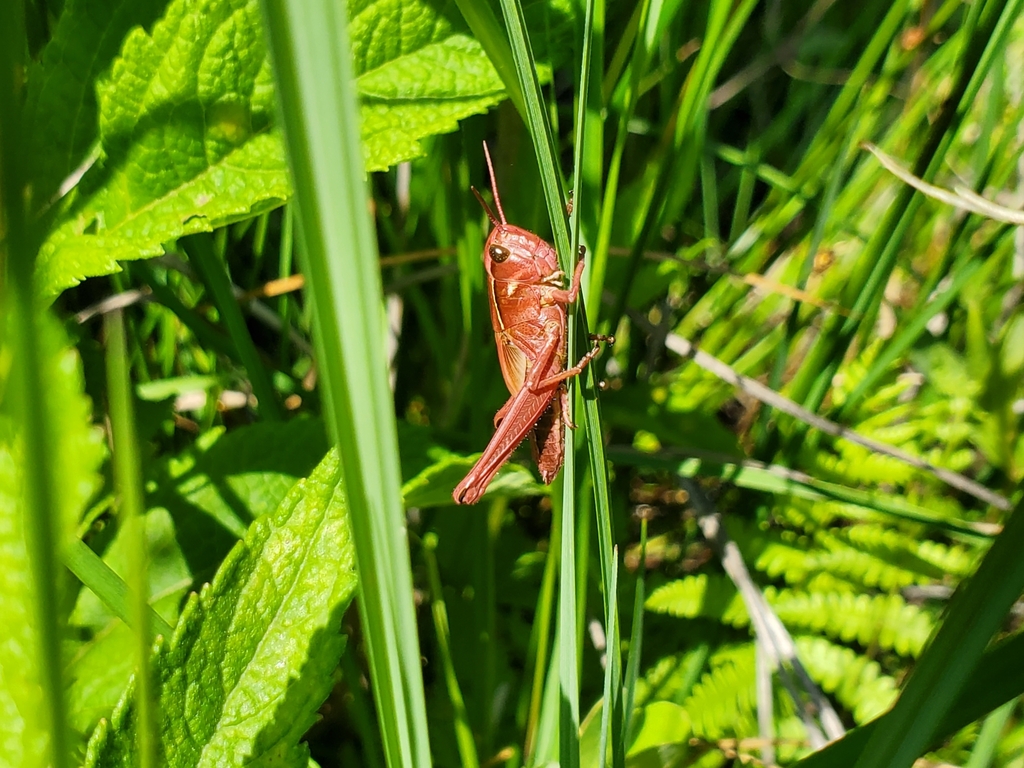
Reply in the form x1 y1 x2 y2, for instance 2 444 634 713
22 0 168 207
31 0 515 297
83 448 357 766
147 418 330 579
34 0 287 298
67 418 329 743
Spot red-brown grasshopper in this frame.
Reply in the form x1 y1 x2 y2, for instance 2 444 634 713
453 142 611 505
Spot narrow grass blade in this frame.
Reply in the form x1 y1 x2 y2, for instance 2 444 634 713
585 0 652 326
795 609 1024 768
185 234 282 420
63 539 174 639
451 0 527 119
788 0 1022 415
104 310 158 768
619 519 647 762
495 2 579 765
965 700 1015 768
605 447 996 542
839 245 988 418
523 503 561 763
258 3 431 767
597 548 620 768
570 4 625 765
276 205 295 367
0 8 70 765
423 534 479 768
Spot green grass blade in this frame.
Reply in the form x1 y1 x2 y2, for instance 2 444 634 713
605 447 996 542
451 0 527 119
596 548 620 768
577 0 605 291
585 0 652 326
63 539 174 639
605 0 758 337
619 519 647 763
853 495 1024 768
258 2 431 767
838 245 988 418
523 503 560 763
0 8 70 765
570 3 625 765
276 205 296 366
794 631 1024 768
185 234 283 420
423 534 479 768
556 485 581 768
964 700 1015 768
496 0 570 263
104 310 158 768
495 2 580 765
788 0 1022 415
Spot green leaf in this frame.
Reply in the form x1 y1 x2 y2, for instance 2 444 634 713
0 311 106 766
68 420 329 745
148 418 329 578
626 701 692 756
352 0 506 171
32 0 515 297
35 0 287 298
83 448 357 766
22 0 168 207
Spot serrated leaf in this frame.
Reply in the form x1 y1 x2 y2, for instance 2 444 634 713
70 419 329 749
34 0 288 297
31 0 517 297
22 0 169 207
149 418 329 579
83 449 357 767
0 310 106 767
352 0 506 171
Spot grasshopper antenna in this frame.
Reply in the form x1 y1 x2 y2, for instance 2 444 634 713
480 140 508 227
471 186 502 229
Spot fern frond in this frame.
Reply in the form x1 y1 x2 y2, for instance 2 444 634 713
810 543 921 590
635 648 708 708
769 589 933 657
769 497 844 532
683 644 759 739
645 573 743 622
681 635 900 740
832 524 974 580
794 636 898 724
731 514 928 591
809 442 917 487
648 574 933 657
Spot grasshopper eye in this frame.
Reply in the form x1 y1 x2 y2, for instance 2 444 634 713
489 245 511 263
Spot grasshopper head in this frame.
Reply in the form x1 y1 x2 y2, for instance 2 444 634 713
474 141 556 279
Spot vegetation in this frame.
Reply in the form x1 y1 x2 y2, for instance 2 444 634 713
1 0 1023 767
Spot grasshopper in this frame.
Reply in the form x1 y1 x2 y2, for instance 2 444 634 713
453 142 610 505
